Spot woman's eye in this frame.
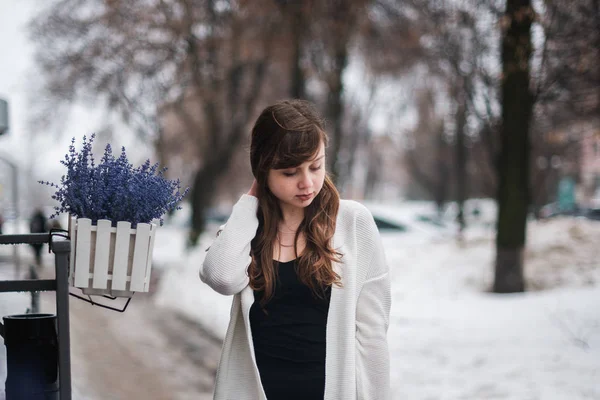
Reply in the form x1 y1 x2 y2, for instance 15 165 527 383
283 171 296 177
311 165 322 171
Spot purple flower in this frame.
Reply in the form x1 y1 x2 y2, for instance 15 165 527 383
40 134 189 227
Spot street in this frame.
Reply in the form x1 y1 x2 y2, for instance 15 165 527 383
0 248 220 400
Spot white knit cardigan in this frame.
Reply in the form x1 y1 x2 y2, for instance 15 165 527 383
200 194 391 400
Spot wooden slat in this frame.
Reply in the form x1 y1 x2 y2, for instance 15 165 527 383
129 223 151 292
143 224 157 291
92 220 111 289
111 221 131 291
74 218 92 288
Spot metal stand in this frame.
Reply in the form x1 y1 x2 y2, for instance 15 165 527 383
0 233 72 400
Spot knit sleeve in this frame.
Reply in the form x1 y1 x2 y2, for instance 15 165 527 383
355 207 391 399
199 194 259 295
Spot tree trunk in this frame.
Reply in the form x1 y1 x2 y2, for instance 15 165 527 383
189 119 244 244
364 144 382 200
435 123 449 216
326 46 348 185
455 85 467 233
188 107 257 245
494 0 534 293
594 0 600 118
189 160 227 245
153 126 169 171
290 4 305 99
343 112 368 194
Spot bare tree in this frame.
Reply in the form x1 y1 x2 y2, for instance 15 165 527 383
493 0 534 293
364 0 503 218
402 87 451 212
413 0 502 231
29 0 281 243
527 0 600 213
339 87 378 195
274 0 312 99
534 0 599 125
307 0 373 185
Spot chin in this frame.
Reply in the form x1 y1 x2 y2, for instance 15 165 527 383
300 198 315 207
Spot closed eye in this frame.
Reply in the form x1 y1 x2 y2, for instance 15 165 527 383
281 163 322 176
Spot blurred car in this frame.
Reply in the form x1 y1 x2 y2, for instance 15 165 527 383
361 201 454 243
584 208 600 221
538 202 586 219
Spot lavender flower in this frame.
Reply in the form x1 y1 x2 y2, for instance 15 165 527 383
40 134 189 227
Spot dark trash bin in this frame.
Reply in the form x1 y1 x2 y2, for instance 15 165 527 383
1 314 59 400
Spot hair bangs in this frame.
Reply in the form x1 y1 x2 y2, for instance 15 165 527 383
272 127 323 170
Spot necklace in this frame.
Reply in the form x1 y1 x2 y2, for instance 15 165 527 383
277 229 296 235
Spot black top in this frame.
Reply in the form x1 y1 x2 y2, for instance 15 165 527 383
250 259 331 400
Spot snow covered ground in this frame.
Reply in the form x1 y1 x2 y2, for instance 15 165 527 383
2 203 598 399
155 201 600 400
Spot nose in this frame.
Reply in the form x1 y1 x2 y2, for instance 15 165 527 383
298 171 312 190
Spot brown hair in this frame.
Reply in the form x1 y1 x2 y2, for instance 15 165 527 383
249 99 342 306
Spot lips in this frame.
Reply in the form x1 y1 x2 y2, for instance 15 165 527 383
296 193 314 201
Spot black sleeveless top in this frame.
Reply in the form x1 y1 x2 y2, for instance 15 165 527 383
250 259 331 400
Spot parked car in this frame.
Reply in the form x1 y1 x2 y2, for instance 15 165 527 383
361 201 454 244
538 202 586 219
584 208 600 221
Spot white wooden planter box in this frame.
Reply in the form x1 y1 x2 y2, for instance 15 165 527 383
68 217 157 297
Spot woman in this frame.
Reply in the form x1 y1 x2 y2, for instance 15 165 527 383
200 99 390 400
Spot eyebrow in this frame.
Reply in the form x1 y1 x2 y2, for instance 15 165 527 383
311 155 325 162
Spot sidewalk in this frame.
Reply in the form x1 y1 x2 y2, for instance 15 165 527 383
0 247 218 399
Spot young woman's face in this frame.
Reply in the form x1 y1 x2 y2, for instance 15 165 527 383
267 141 326 213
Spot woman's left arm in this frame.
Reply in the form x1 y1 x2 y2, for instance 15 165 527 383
355 208 391 400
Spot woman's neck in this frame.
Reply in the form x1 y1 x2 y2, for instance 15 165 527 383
279 205 304 231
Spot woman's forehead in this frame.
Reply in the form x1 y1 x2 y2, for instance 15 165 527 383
272 140 324 164
311 142 326 158
299 143 326 163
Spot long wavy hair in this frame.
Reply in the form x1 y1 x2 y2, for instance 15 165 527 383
249 99 342 306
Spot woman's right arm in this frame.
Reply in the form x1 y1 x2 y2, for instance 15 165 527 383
200 194 259 295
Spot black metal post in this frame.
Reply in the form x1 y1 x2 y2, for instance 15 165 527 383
51 238 71 400
0 233 72 399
